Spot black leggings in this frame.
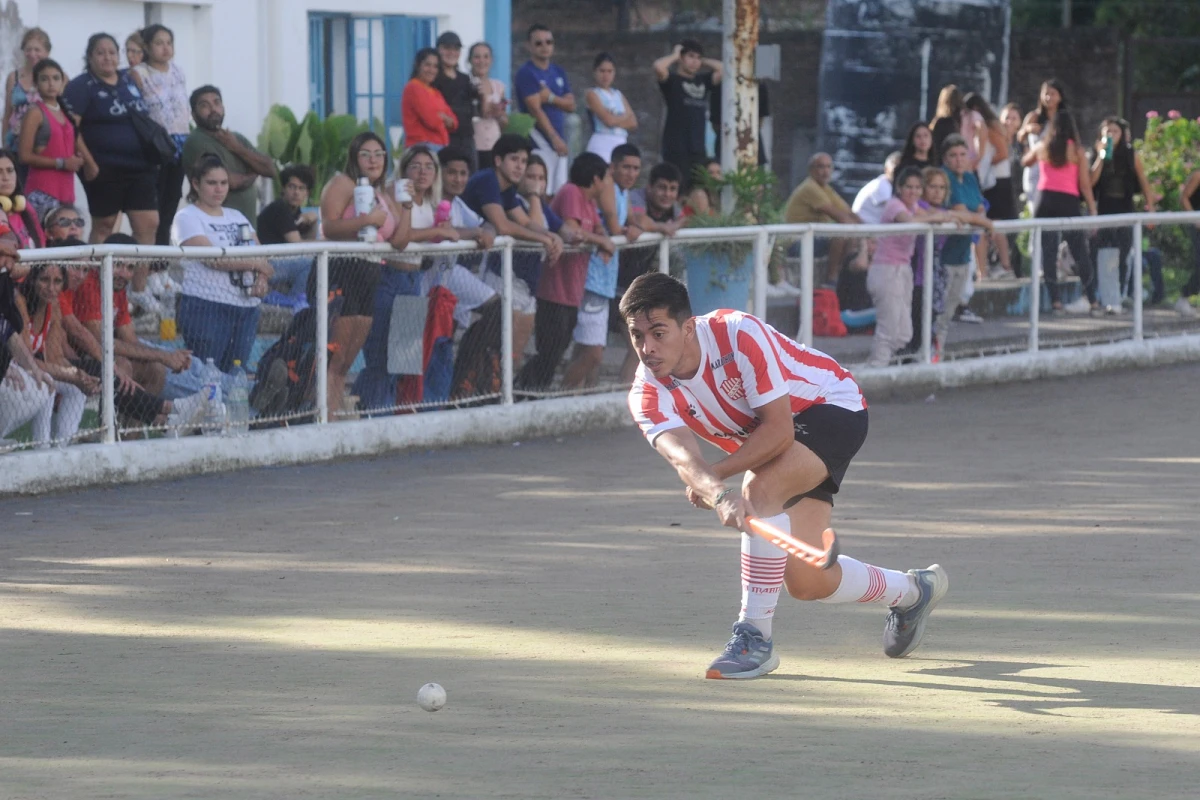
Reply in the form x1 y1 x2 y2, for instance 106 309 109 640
1096 197 1135 293
1035 189 1095 305
516 299 577 391
154 159 186 246
75 356 166 424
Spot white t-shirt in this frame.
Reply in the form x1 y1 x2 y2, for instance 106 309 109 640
852 175 893 225
172 204 260 308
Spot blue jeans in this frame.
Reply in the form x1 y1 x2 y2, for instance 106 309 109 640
268 255 314 295
177 294 261 374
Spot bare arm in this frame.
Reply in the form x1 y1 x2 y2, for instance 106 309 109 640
653 428 753 530
320 177 383 241
989 124 1008 162
1089 142 1105 187
559 217 615 259
586 89 625 129
652 47 680 82
709 395 794 479
1 70 16 142
619 94 638 130
1021 142 1042 168
704 59 723 84
1075 144 1097 215
1181 170 1200 212
523 91 566 151
629 210 683 236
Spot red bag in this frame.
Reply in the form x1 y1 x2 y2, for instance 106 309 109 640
812 288 847 337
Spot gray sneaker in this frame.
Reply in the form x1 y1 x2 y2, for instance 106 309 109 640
706 622 780 680
883 564 949 658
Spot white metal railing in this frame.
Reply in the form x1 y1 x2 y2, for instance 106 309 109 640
6 209 1200 454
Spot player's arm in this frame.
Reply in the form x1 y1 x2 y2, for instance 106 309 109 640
653 429 753 530
710 394 795 479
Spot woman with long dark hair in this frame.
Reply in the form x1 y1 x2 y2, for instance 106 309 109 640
1018 79 1067 213
929 84 963 157
0 149 45 248
1023 109 1097 313
899 121 936 170
964 93 1014 278
584 52 637 163
402 48 457 151
1089 116 1156 303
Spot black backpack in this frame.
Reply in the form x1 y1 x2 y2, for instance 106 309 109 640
251 292 344 420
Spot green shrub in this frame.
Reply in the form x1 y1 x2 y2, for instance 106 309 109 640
1136 111 1200 298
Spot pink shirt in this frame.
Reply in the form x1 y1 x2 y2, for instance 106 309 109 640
1037 142 1080 196
338 186 397 242
872 197 917 266
538 183 601 307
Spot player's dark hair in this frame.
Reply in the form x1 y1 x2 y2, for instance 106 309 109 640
619 272 692 325
679 39 704 58
649 162 682 186
569 152 608 188
492 133 532 167
280 164 316 191
611 143 641 165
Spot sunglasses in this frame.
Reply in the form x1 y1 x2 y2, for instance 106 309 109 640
54 217 86 228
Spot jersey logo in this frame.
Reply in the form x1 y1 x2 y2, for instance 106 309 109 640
710 352 734 370
720 376 745 401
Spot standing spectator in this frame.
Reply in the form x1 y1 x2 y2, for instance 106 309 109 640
171 153 274 372
585 53 636 163
517 153 614 390
1001 102 1025 276
929 85 963 158
0 248 56 447
1022 110 1097 313
784 152 862 286
939 134 992 347
130 24 190 246
1090 116 1156 302
63 33 160 245
124 32 145 69
317 132 413 417
1018 80 1067 214
899 122 936 170
653 40 722 191
257 164 317 304
468 42 508 171
964 93 1015 279
182 85 276 225
0 150 45 248
515 24 575 195
865 166 955 367
403 48 458 151
18 60 98 221
17 262 98 443
433 32 477 166
853 151 901 225
1176 169 1200 316
4 28 50 154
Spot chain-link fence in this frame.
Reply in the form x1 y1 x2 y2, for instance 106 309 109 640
3 212 1199 456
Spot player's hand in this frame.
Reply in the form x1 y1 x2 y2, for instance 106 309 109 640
685 486 711 509
715 491 754 532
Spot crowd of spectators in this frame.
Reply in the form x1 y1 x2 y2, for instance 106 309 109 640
5 21 1200 449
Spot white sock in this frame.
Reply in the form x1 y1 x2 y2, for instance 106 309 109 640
738 512 789 640
818 555 919 608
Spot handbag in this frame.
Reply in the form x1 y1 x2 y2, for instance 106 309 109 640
121 76 176 165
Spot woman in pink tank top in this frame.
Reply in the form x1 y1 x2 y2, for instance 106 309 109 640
1022 109 1098 312
318 131 413 417
16 59 98 219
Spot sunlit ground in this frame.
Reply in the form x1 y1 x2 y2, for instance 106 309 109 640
2 364 1199 799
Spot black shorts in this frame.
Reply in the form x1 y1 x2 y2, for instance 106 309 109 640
307 256 381 318
786 405 869 507
83 165 159 218
984 178 1016 221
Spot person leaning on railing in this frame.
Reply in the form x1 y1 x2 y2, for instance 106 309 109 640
0 239 56 447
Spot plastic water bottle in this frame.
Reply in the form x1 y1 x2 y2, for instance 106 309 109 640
227 360 251 436
200 357 225 436
354 177 377 242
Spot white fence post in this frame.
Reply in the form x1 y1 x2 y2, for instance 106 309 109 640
501 240 514 405
1029 225 1042 353
100 253 115 444
753 228 768 315
658 235 670 275
315 250 329 424
798 228 814 346
922 228 934 363
1133 220 1144 342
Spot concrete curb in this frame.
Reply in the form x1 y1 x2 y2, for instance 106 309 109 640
4 335 1198 496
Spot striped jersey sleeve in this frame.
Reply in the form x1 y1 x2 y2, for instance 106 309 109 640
730 314 791 408
628 371 686 444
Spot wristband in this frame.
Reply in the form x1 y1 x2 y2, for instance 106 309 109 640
713 488 734 506
55 157 65 170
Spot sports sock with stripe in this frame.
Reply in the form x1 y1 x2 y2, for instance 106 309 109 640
737 512 789 640
817 555 919 608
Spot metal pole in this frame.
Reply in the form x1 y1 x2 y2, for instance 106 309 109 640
658 236 670 274
752 228 768 315
1029 225 1041 353
1132 220 1144 341
100 254 115 444
798 229 814 346
315 250 329 424
721 0 759 210
501 241 514 405
922 228 934 363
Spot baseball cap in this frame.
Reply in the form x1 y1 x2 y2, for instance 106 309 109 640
437 32 462 48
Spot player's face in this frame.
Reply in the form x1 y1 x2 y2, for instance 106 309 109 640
627 308 692 378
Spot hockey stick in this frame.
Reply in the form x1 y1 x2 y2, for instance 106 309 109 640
746 517 839 570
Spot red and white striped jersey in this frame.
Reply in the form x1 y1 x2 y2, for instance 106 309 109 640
628 310 866 453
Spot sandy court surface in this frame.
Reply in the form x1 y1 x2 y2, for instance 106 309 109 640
2 364 1199 799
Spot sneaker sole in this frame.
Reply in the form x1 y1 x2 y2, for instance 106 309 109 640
888 564 949 659
705 652 780 680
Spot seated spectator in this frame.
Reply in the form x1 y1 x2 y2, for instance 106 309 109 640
585 52 637 163
685 157 722 217
784 152 862 285
182 85 277 225
517 152 614 391
0 149 45 248
468 43 508 171
628 161 684 238
41 203 87 244
18 59 98 221
317 132 413 417
403 48 458 151
16 262 99 441
853 151 901 225
171 153 274 372
0 242 56 447
257 164 317 305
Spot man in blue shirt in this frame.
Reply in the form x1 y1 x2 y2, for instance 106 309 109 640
514 24 575 196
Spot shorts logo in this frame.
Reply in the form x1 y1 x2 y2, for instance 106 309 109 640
721 376 745 401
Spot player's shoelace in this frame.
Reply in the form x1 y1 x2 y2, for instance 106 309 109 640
723 627 756 656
